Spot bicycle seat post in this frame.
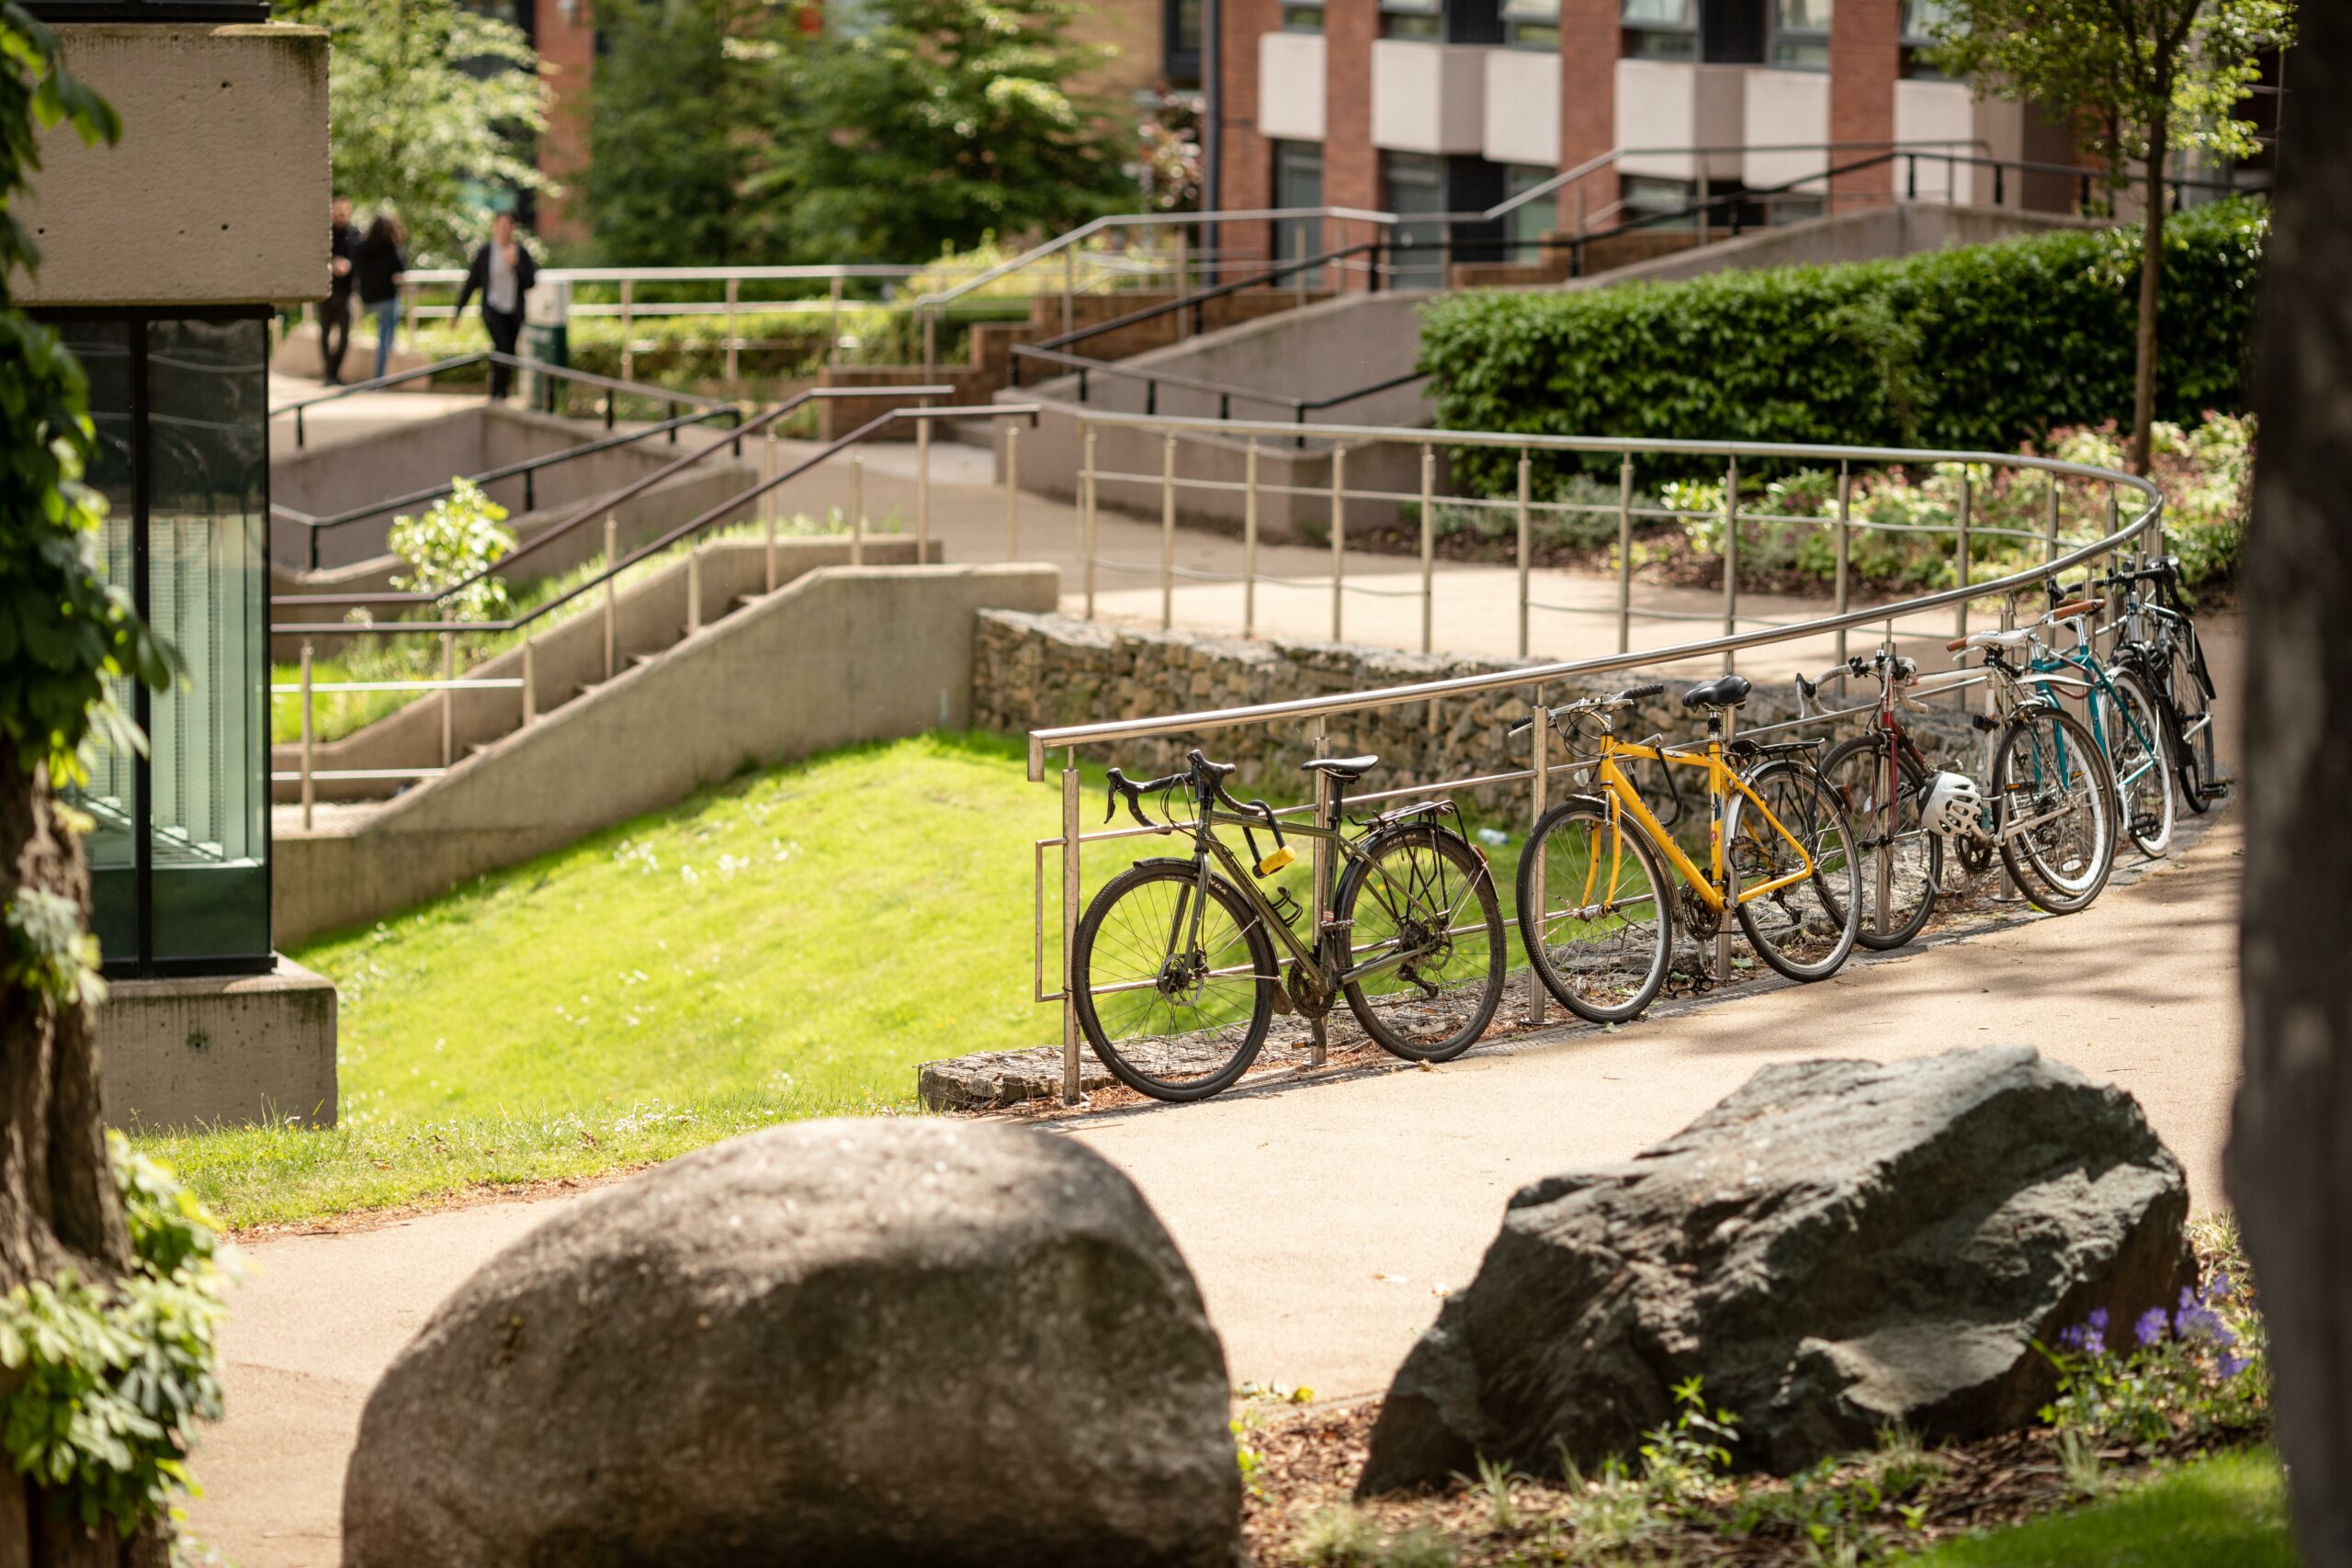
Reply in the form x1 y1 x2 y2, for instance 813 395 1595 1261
1713 703 1735 986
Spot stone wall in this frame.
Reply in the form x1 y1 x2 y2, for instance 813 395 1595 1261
973 611 1981 812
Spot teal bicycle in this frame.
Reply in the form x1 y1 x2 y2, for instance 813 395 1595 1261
2029 588 2176 859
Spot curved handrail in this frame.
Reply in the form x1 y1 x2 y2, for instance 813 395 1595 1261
1023 411 2164 780
269 351 737 420
914 207 1400 311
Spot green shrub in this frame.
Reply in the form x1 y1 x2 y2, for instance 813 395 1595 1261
387 476 515 622
1420 199 2267 496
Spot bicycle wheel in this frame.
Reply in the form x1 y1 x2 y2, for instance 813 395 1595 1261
1516 797 1675 1022
1725 759 1861 982
1994 706 2115 914
1819 735 1939 951
2167 631 2218 814
2100 669 2175 858
1071 860 1277 1102
1334 824 1505 1062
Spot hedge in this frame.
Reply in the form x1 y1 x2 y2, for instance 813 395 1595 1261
1420 198 2267 493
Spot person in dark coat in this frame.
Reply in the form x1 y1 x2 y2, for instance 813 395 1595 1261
455 211 537 400
352 213 407 382
322 194 360 385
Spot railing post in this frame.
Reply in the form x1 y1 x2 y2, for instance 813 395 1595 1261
1905 152 1917 201
1617 454 1634 655
1082 426 1100 620
2046 473 2062 564
1516 452 1533 660
299 640 315 830
851 451 866 568
1062 247 1076 339
1329 446 1347 643
1004 423 1022 561
1308 717 1331 1068
688 540 703 636
1994 164 2006 208
619 278 635 384
440 632 456 769
1525 682 1547 1025
764 481 778 595
295 405 306 451
522 631 537 727
828 275 843 367
1244 437 1261 639
1175 230 1192 340
1061 748 1083 1103
916 415 932 562
761 428 777 526
1721 456 1739 673
1697 170 1711 245
604 513 618 680
724 277 740 383
1160 432 1178 631
524 465 536 513
1955 474 1972 644
1834 460 1852 664
1419 443 1436 655
922 308 937 383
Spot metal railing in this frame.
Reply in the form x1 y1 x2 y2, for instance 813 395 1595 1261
270 352 740 449
1022 412 2167 1102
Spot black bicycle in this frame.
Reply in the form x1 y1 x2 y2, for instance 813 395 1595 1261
2087 555 2225 814
1071 749 1505 1102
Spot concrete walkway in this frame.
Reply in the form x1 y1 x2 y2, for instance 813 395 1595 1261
187 809 2244 1565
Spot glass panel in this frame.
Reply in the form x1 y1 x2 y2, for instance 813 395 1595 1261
1504 164 1555 264
1774 0 1830 28
1383 154 1448 289
1900 0 1948 39
1504 0 1557 44
52 318 138 965
1273 141 1325 286
1281 1 1324 29
146 317 270 964
1621 0 1690 23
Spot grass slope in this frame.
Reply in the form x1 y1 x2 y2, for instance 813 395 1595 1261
1905 1448 2296 1568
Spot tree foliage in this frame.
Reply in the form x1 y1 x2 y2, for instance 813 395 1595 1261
286 0 549 267
1924 0 2291 471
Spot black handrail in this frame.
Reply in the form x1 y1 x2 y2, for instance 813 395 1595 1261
271 383 954 615
272 351 741 450
269 401 1040 637
1012 344 1429 446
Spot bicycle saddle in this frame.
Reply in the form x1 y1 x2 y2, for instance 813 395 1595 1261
1301 754 1379 781
1679 673 1751 710
1947 626 2034 654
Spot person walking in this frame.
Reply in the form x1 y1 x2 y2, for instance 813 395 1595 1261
455 211 537 400
321 194 360 385
353 212 407 383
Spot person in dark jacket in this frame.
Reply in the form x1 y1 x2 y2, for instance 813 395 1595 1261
321 194 360 385
455 211 537 400
353 213 407 382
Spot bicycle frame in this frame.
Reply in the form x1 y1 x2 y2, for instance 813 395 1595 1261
2029 635 2165 807
1580 731 1819 914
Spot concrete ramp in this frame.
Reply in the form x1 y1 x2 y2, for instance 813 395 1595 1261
275 563 1059 943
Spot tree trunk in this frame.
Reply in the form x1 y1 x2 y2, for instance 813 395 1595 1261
0 739 154 1564
2130 112 2168 477
2230 0 2352 1554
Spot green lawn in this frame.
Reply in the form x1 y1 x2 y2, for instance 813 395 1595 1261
1905 1448 2296 1568
143 732 1525 1226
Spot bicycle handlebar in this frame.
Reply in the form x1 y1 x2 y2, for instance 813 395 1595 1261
1504 683 1666 738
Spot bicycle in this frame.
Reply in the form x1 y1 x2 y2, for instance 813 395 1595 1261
1939 618 2120 914
2094 555 2225 815
1811 645 1946 951
1513 673 1861 1024
2028 586 2175 859
1071 748 1506 1102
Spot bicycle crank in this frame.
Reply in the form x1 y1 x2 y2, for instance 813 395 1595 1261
1676 885 1722 942
1285 959 1337 1021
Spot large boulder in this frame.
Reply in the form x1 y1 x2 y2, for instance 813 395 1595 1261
1359 1046 2192 1490
343 1119 1239 1567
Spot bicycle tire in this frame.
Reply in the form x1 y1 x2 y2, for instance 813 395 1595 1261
2168 630 2218 814
1994 706 2116 914
2103 668 2175 858
1516 796 1676 1023
1071 859 1277 1102
1819 734 1939 951
1334 824 1506 1062
1725 758 1861 983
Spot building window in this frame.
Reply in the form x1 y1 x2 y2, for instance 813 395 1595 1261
1502 0 1559 49
1622 0 1696 59
1165 0 1202 86
1281 0 1325 31
43 310 274 977
1899 0 1951 78
1272 141 1326 284
1770 0 1830 67
1380 0 1442 39
1382 0 1505 43
1504 164 1556 261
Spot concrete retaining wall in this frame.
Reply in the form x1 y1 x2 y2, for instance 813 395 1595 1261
98 959 338 1130
277 564 1061 943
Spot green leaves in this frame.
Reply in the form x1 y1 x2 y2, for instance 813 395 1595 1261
387 476 518 623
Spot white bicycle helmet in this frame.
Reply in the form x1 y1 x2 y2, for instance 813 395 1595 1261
1917 771 1985 840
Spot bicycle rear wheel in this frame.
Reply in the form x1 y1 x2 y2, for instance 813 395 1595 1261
1517 797 1675 1022
2167 631 2218 813
2101 669 2174 858
1819 735 1939 951
1334 824 1505 1062
1726 759 1861 982
1994 707 2115 913
1071 861 1277 1102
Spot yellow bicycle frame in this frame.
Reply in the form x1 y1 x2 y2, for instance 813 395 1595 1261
1577 729 1820 915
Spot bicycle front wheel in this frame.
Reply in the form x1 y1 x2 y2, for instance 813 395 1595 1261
1517 798 1674 1022
1726 759 1861 982
1072 861 1277 1102
1334 825 1505 1063
1819 735 1939 951
2167 632 2218 814
1995 706 2116 914
2101 669 2175 858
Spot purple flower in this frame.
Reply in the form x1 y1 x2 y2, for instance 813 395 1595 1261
2174 1285 2229 1346
2218 1352 2252 1381
2210 1272 2233 1301
2135 1308 2169 1348
2087 1307 2110 1336
2058 1311 2109 1357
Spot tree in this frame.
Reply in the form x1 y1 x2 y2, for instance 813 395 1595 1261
288 0 548 266
2232 0 2352 1554
577 0 793 265
761 0 1136 263
1928 0 2291 475
0 5 186 1562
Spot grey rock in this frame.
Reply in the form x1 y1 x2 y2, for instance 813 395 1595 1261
917 1043 1116 1110
343 1119 1238 1567
1358 1046 2192 1490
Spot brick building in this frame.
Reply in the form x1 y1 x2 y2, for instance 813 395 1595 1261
1214 0 2083 285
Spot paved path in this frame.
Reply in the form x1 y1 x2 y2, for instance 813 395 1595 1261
187 813 2244 1565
